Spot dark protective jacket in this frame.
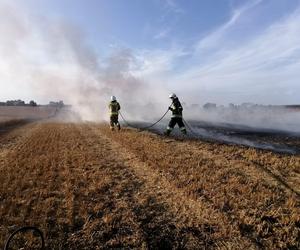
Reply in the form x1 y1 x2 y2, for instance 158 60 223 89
169 98 183 118
109 101 121 116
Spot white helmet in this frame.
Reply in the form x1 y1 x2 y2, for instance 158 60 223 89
169 93 177 99
111 96 117 101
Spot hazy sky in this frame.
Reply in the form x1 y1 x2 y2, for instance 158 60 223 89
1 0 300 105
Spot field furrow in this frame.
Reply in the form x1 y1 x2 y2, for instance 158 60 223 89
100 125 300 249
0 122 299 249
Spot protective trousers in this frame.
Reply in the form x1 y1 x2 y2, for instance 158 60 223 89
165 117 187 135
110 114 121 130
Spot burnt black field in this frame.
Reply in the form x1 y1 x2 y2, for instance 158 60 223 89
123 119 300 155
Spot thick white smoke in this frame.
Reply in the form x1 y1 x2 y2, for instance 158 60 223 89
1 0 300 135
184 105 300 133
0 0 169 122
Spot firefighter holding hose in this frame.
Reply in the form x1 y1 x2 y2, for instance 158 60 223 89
109 96 121 131
164 93 187 136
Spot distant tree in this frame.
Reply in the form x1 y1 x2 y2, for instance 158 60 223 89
49 100 64 108
6 100 25 106
203 103 217 109
29 100 37 106
58 100 64 108
16 100 25 106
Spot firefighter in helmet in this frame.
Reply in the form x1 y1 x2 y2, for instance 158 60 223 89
164 93 187 136
109 96 121 131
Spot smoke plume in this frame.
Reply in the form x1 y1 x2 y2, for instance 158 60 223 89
1 0 300 135
0 0 169 121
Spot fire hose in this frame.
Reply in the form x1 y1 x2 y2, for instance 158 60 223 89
119 108 170 131
4 226 45 250
119 108 198 137
183 119 199 137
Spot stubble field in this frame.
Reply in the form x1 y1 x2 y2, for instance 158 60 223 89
0 112 299 249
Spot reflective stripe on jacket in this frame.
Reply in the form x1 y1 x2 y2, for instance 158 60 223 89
109 101 120 115
170 98 183 118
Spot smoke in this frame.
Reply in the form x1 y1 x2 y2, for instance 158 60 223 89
1 0 300 135
0 0 169 121
182 104 300 134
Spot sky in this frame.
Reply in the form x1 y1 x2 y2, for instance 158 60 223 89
1 0 300 108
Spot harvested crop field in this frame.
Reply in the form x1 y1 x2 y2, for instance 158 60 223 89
0 106 57 121
0 119 299 249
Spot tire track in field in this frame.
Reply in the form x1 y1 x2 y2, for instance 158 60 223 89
90 125 255 249
0 122 39 168
0 122 252 249
65 124 209 249
0 123 72 249
2 123 147 249
55 123 253 249
100 126 300 249
186 140 300 196
64 124 148 249
1 122 297 249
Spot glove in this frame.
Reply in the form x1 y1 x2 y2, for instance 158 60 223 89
168 106 173 111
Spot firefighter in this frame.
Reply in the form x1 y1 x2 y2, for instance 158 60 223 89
164 93 187 136
109 96 121 131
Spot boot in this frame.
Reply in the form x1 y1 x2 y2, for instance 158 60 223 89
117 124 121 131
164 130 171 136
